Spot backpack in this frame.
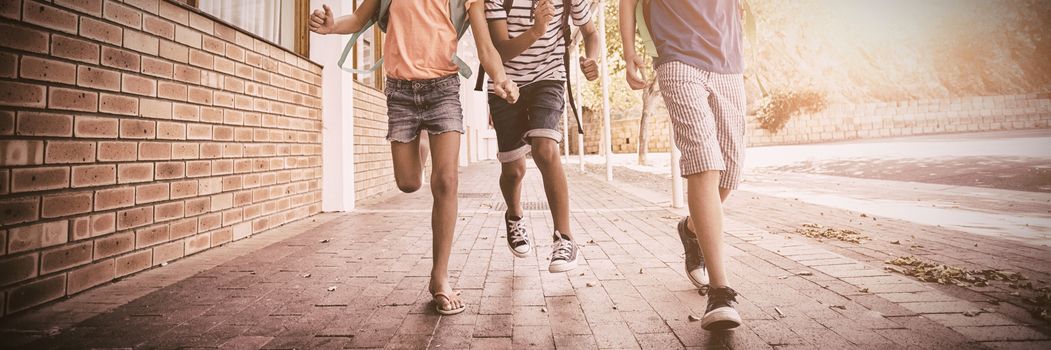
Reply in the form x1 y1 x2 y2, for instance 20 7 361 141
473 0 584 135
337 0 475 79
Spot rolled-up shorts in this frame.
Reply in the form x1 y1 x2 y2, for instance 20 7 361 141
655 61 746 189
385 74 464 143
488 80 565 163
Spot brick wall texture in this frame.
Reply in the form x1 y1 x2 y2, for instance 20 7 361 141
581 94 1051 154
352 83 396 202
0 0 323 317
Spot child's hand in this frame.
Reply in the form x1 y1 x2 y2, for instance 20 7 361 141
493 79 520 104
624 53 648 90
309 4 336 35
529 0 555 37
580 56 599 81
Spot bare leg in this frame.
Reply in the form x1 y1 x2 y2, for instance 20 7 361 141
687 188 732 231
390 138 424 193
419 132 430 183
530 138 572 240
686 171 728 288
426 132 464 312
499 158 527 218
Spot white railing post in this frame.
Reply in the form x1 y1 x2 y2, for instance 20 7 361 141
596 0 614 182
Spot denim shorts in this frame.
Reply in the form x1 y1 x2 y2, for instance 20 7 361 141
488 80 565 163
385 75 464 143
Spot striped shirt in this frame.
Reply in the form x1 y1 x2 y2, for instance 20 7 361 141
485 0 594 88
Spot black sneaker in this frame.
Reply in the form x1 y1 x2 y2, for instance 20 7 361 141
678 217 708 287
505 213 531 258
548 231 578 273
701 286 742 330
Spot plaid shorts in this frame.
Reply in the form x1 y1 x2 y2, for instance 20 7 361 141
655 61 746 189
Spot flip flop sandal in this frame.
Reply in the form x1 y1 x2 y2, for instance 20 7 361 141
432 292 465 315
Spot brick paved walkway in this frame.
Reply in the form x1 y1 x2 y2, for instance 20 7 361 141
2 161 1049 349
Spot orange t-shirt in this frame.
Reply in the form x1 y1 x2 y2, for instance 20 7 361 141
383 0 460 80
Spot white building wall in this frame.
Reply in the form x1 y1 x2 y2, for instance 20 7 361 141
311 0 356 212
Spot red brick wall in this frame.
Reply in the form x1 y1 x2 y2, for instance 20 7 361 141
353 82 395 202
0 0 323 317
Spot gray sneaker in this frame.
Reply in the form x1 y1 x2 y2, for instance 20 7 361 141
505 214 532 258
678 217 708 287
701 286 742 330
548 231 578 273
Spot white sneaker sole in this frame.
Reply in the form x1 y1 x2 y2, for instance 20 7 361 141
687 268 709 288
508 244 531 258
701 307 742 331
548 259 578 273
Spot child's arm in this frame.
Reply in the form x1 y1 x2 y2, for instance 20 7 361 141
618 0 647 90
577 18 601 81
468 0 520 103
488 0 555 63
309 1 381 35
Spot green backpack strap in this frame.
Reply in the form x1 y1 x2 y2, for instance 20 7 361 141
337 0 392 75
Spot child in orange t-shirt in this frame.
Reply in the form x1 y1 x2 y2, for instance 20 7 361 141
310 0 518 315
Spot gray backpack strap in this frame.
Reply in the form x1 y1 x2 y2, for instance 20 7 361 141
337 0 393 75
474 0 515 91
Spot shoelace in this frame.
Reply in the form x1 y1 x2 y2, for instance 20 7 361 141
508 220 528 245
551 239 574 261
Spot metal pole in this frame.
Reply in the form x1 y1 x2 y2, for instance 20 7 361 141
596 0 614 182
670 130 684 208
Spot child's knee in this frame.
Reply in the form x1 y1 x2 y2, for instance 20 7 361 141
430 171 457 196
397 179 422 193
